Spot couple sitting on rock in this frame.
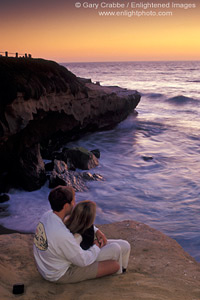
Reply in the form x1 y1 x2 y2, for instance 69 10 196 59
33 185 130 283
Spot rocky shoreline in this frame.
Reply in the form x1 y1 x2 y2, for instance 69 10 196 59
0 57 140 193
1 58 200 299
1 221 200 300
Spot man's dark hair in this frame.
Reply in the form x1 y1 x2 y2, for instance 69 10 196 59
48 185 75 212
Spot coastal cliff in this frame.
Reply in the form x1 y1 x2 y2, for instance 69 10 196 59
0 57 140 191
0 221 200 300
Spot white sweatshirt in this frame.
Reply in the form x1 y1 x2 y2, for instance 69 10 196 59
33 210 100 282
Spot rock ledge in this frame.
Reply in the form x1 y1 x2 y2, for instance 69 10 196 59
0 57 140 192
0 220 200 300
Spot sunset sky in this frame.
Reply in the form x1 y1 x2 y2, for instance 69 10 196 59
0 0 199 62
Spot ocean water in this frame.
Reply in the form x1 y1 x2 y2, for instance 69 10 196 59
1 61 200 262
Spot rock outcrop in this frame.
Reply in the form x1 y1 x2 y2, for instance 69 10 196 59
15 143 46 191
61 147 99 170
0 221 200 300
0 57 140 191
49 159 104 191
0 194 9 203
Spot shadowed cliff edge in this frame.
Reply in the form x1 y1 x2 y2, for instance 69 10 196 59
0 57 140 192
0 221 200 300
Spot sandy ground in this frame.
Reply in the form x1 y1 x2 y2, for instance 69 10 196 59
0 220 200 300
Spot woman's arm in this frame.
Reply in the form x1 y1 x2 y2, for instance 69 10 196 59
95 229 107 247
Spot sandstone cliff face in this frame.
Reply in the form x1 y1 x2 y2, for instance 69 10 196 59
0 57 140 191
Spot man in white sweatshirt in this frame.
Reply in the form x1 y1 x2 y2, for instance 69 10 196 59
33 185 120 283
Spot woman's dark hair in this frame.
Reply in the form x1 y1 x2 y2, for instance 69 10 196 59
48 185 75 212
65 200 96 235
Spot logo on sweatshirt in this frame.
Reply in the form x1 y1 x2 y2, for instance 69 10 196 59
34 222 48 251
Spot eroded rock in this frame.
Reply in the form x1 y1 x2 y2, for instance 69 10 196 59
61 147 99 170
49 159 104 191
14 144 46 191
0 194 10 203
0 57 140 191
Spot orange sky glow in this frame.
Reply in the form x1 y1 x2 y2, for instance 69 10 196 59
0 0 199 62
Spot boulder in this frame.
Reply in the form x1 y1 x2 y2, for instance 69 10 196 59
49 159 104 192
82 172 103 181
142 156 154 161
53 159 68 174
62 147 99 170
91 149 100 159
0 194 10 203
49 169 87 192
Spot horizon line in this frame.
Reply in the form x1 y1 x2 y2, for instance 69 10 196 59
60 59 200 64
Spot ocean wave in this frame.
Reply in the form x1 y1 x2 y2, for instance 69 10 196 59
134 120 167 137
144 92 165 99
186 80 200 83
166 95 196 105
117 117 167 137
116 114 139 130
